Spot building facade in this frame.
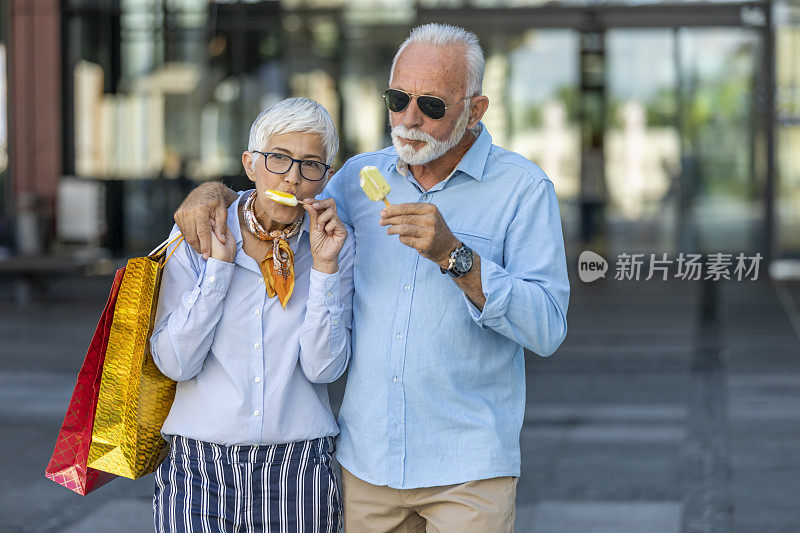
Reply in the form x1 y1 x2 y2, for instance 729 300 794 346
3 0 800 266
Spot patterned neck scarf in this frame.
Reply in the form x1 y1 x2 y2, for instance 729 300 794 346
243 191 303 309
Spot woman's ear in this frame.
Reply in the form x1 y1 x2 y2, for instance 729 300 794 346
321 167 335 189
242 151 256 182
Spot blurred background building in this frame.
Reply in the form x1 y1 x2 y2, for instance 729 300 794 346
2 0 800 265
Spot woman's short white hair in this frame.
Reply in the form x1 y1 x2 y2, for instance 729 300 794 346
390 23 485 97
247 97 339 171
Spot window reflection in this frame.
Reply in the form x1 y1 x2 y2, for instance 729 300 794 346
680 28 760 254
777 0 800 259
0 0 7 249
58 0 797 259
606 29 679 254
507 30 580 202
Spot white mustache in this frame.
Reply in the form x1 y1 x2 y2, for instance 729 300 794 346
391 125 435 144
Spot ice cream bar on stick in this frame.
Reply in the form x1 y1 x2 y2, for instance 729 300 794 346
264 189 298 206
359 166 391 207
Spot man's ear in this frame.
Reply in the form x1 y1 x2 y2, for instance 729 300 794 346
467 96 489 129
242 151 256 182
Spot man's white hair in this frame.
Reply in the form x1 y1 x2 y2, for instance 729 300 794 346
247 97 339 171
390 23 485 97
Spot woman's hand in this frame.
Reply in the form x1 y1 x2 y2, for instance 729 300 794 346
209 221 236 263
303 198 347 274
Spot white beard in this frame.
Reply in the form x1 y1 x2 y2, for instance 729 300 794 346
390 104 470 166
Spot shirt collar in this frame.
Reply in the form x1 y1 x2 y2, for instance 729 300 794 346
393 122 492 183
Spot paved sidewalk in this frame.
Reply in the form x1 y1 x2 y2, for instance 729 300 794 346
1 273 798 532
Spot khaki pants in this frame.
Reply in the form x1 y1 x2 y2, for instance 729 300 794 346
340 466 517 533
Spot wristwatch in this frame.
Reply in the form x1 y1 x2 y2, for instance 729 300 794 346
440 243 474 278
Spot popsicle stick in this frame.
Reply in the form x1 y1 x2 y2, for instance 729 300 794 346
382 198 391 207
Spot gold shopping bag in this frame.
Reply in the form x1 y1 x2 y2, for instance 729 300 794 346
87 234 183 479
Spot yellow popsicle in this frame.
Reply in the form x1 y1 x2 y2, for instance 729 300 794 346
359 166 391 206
264 189 298 206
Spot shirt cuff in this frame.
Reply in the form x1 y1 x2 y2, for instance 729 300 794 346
463 257 512 327
308 268 342 309
200 257 235 294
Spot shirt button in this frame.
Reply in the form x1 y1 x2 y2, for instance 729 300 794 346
209 275 216 283
332 319 339 325
255 376 262 383
404 284 411 291
422 194 429 201
187 298 194 304
393 376 399 383
254 309 261 316
395 333 402 340
254 343 260 350
258 278 264 284
326 291 333 298
253 410 260 416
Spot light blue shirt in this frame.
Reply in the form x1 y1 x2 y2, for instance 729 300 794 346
322 123 570 488
150 193 355 446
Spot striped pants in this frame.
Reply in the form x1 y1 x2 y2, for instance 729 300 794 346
153 435 341 533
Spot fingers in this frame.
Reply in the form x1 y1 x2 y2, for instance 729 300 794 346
379 213 429 227
214 205 229 243
324 218 340 235
209 221 222 245
380 202 432 219
175 210 199 251
397 235 422 249
195 215 212 260
223 223 235 244
317 207 336 228
305 201 341 234
386 224 425 238
302 203 320 229
310 198 336 212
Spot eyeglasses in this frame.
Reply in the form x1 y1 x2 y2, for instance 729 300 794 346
253 151 330 182
383 89 470 120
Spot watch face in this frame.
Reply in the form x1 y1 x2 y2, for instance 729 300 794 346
454 248 473 273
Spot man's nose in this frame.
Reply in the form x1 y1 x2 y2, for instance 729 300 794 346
400 96 424 128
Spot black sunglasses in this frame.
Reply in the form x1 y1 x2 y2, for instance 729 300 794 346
383 89 470 120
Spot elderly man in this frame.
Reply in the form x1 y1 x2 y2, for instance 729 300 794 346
175 23 569 533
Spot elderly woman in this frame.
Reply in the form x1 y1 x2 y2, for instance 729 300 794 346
150 97 352 532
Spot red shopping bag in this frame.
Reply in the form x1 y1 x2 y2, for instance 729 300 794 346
45 268 125 495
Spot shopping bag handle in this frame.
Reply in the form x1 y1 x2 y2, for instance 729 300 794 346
148 234 185 264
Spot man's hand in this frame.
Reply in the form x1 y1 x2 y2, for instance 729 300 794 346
379 203 460 269
174 182 237 260
304 198 347 274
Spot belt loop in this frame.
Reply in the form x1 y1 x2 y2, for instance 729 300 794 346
230 444 238 464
